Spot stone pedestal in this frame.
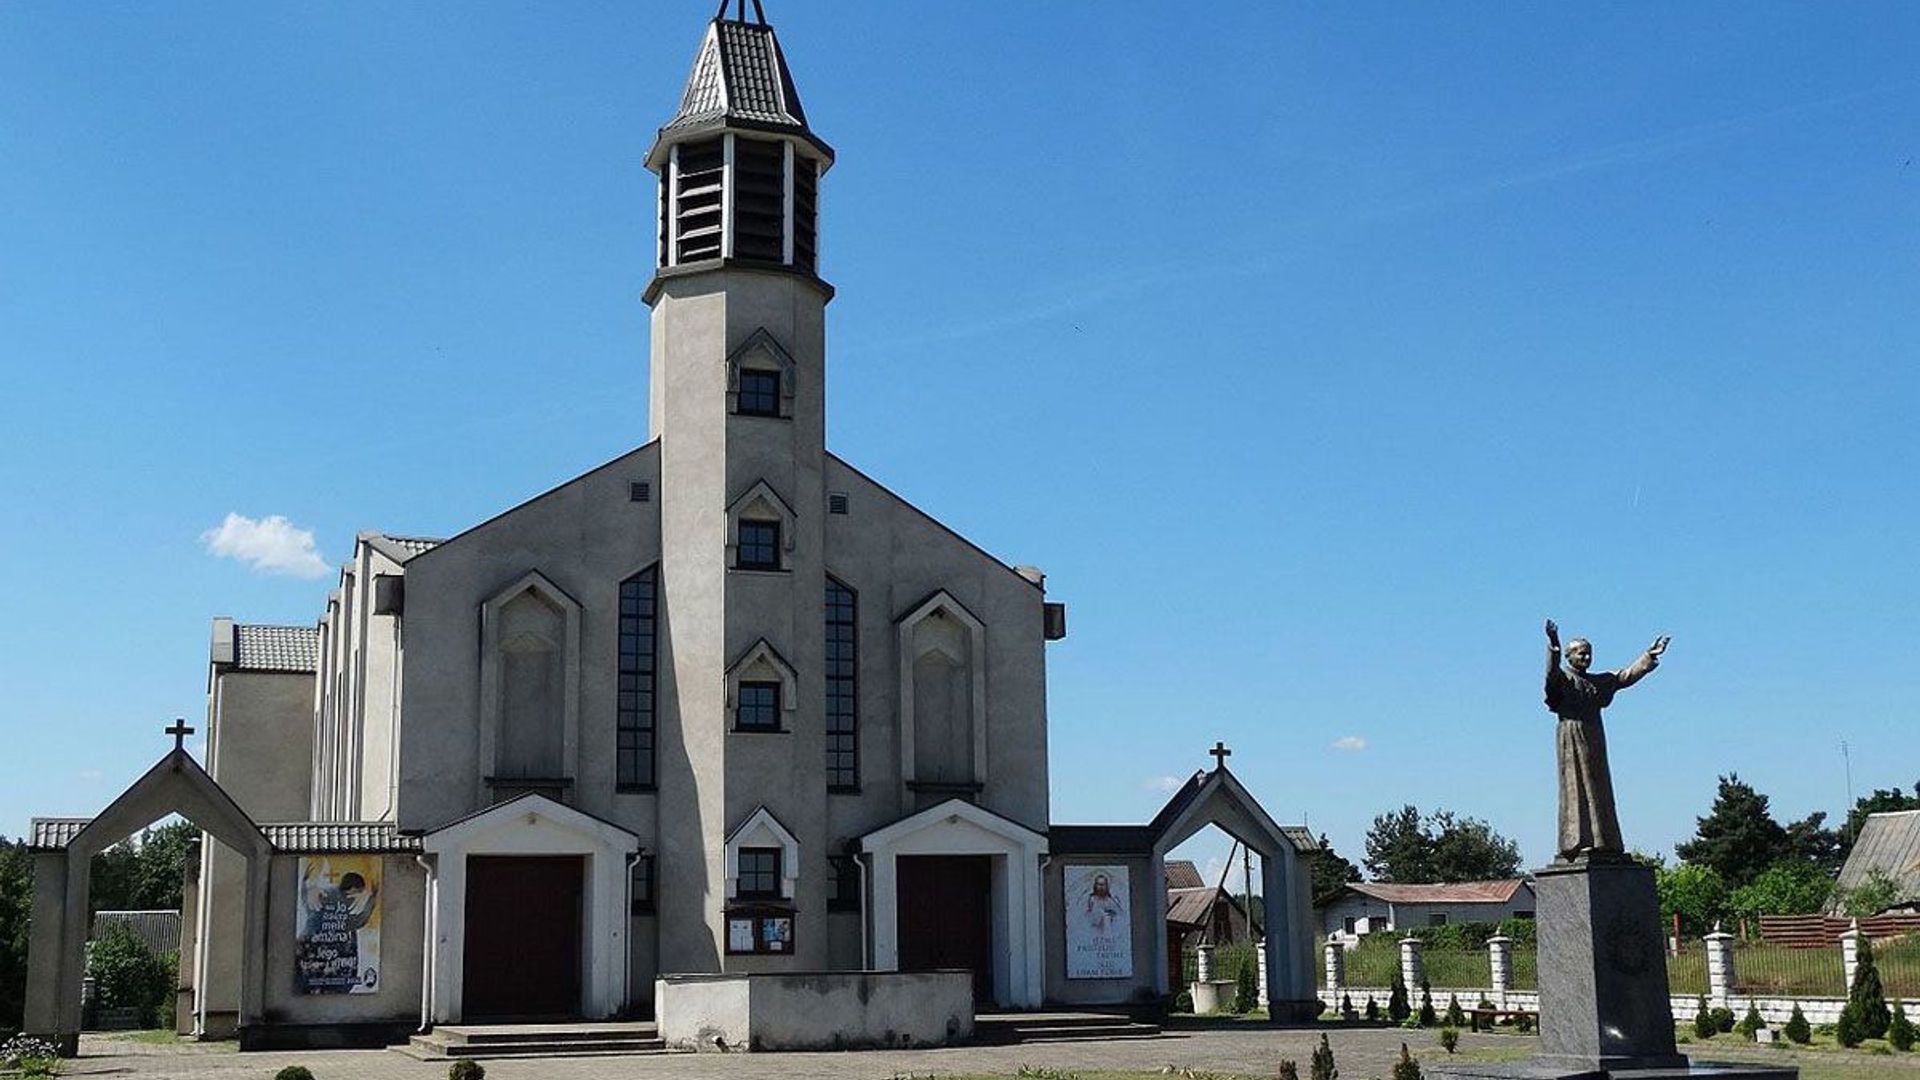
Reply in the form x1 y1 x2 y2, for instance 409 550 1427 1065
1432 857 1796 1080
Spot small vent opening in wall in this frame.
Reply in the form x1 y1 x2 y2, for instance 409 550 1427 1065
630 481 652 503
827 493 849 515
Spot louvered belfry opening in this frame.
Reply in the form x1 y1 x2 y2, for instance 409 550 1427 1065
672 137 726 264
792 155 818 273
732 136 786 263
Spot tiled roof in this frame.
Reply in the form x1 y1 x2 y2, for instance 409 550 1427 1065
92 910 182 954
261 822 421 853
1346 880 1530 905
233 624 319 673
665 19 810 135
29 818 89 850
1837 810 1920 906
1166 859 1205 890
364 533 443 564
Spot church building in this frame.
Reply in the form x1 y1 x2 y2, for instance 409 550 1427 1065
24 3 1320 1051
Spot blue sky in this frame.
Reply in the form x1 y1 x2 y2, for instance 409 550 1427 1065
2 2 1915 876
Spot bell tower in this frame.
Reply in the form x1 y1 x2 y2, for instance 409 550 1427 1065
644 0 839 973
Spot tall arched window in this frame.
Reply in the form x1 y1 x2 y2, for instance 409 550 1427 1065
618 567 659 790
825 578 858 791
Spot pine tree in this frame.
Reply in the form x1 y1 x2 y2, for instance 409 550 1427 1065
1890 1002 1916 1053
1278 1060 1301 1080
1388 970 1411 1023
1444 994 1465 1028
1849 935 1892 1039
1309 1032 1338 1080
1782 1003 1811 1045
1391 1042 1423 1080
1692 996 1715 1039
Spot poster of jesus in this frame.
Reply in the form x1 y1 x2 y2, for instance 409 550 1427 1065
1064 864 1132 979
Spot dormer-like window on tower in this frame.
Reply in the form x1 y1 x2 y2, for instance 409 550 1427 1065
737 369 781 417
736 681 782 732
737 519 781 571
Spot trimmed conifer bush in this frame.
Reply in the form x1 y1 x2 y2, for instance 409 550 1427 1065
1849 935 1892 1040
1735 1003 1764 1040
1278 1061 1300 1080
1309 1032 1338 1080
448 1060 486 1080
1710 1006 1736 1034
1692 996 1715 1040
1234 955 1260 1014
1836 1003 1863 1048
1391 1042 1423 1080
1366 996 1380 1022
1388 970 1411 1023
274 1068 316 1080
1783 1003 1812 1045
1439 1027 1459 1054
1891 1002 1916 1053
1444 994 1465 1028
1417 981 1437 1027
1341 992 1357 1022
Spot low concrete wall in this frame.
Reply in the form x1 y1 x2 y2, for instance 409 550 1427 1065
657 971 974 1052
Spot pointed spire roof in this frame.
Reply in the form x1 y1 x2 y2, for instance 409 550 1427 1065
652 1 832 166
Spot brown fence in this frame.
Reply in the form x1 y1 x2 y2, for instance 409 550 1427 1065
1758 914 1920 948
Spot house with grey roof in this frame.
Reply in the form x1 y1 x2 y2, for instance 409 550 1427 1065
1834 810 1920 915
1317 879 1537 944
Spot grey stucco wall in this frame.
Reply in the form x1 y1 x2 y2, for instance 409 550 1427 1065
261 854 424 1026
210 671 316 822
1044 853 1158 1006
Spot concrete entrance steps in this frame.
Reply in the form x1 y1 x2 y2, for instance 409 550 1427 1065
396 1022 669 1060
975 1011 1163 1044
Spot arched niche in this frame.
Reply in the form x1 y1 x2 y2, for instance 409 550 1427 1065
896 590 988 797
478 571 582 803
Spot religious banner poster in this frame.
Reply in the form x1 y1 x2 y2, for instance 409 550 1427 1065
1064 864 1132 979
294 855 383 994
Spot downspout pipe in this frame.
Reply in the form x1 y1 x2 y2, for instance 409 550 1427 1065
414 854 435 1033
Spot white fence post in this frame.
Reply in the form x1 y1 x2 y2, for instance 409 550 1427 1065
1488 934 1513 1008
1841 921 1862 993
1704 924 1737 1008
1325 934 1346 995
1400 936 1425 993
1258 939 1270 1009
1195 942 1215 984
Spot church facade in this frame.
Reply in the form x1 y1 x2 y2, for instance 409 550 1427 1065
25 4 1320 1050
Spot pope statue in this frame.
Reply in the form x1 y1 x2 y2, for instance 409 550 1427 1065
1543 619 1669 862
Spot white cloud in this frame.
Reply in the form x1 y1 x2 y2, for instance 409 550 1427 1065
1331 735 1368 752
201 513 331 578
1141 775 1184 793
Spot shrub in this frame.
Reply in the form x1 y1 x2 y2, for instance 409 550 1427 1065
1710 1007 1736 1034
87 924 173 1028
1391 1042 1423 1080
1692 996 1715 1040
1365 997 1380 1022
1234 956 1259 1014
1849 935 1892 1040
1418 984 1437 1028
3 1035 62 1071
1513 1011 1534 1034
448 1060 486 1080
1439 1027 1459 1054
1735 1003 1764 1040
1172 989 1193 1014
1309 1032 1338 1080
1890 1003 1915 1053
1783 1004 1811 1045
1835 1004 1862 1048
1387 970 1410 1023
1340 993 1356 1022
275 1068 316 1080
1444 995 1465 1028
1278 1061 1300 1080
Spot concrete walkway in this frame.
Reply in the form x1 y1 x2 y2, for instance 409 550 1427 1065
75 1026 1519 1080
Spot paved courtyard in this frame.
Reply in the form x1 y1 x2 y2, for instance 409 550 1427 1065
71 1026 1525 1080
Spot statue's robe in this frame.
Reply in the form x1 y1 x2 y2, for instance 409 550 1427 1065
1544 652 1657 860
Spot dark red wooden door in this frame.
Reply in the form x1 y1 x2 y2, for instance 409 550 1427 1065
462 855 584 1020
896 855 993 1002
